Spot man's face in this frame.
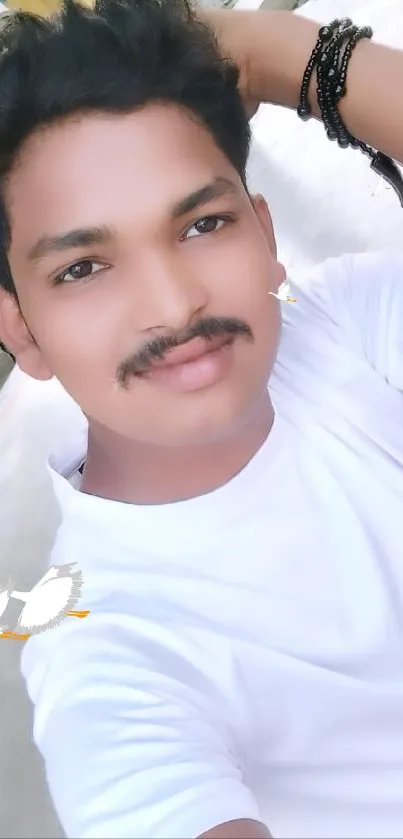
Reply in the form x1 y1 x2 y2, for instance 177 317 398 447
5 105 284 446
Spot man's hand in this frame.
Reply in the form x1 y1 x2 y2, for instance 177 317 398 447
197 7 259 117
202 4 403 167
199 818 272 838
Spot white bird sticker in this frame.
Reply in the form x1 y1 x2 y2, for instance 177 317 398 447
0 563 90 641
269 291 298 303
269 282 297 304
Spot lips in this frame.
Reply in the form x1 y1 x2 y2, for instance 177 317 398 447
149 335 232 370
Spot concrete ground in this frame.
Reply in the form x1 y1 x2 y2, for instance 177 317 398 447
0 351 14 388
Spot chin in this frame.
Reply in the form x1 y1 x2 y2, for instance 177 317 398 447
161 391 269 450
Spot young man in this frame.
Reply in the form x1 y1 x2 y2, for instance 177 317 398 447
1 1 403 837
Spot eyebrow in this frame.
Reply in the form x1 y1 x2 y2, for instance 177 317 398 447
171 176 238 219
27 177 239 264
27 225 114 264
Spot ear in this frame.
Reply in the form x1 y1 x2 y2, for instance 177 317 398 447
251 194 278 259
0 289 53 381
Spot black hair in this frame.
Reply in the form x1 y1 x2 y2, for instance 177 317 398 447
0 0 250 297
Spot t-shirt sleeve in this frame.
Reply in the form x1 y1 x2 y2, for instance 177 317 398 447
21 617 261 839
292 251 403 393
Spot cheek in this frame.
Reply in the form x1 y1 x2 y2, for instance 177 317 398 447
195 226 280 321
213 230 284 359
24 285 123 382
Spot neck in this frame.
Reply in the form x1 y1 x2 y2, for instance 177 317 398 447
81 395 273 505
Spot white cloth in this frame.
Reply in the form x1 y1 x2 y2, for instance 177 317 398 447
21 252 403 839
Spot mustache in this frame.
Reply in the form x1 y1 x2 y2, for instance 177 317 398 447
117 316 253 388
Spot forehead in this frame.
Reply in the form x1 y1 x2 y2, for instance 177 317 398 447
6 104 238 253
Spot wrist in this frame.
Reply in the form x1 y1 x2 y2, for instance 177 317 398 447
245 10 321 111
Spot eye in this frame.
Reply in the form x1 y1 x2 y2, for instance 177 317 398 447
54 259 107 285
184 215 231 240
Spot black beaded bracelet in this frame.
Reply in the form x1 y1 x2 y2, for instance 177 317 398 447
298 18 403 208
298 19 351 121
317 24 371 147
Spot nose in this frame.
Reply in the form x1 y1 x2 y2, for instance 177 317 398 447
130 251 208 334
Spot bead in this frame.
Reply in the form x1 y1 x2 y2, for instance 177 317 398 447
300 17 374 161
297 104 311 121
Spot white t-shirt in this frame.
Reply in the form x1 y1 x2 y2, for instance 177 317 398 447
21 252 403 839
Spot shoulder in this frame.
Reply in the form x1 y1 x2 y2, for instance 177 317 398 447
279 250 403 338
289 250 403 303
